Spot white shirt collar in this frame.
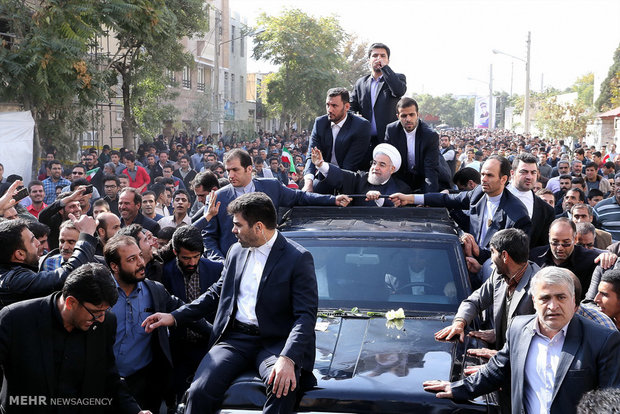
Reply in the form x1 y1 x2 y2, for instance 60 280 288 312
251 230 278 257
405 126 417 139
533 318 570 340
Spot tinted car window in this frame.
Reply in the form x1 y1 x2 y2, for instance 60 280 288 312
294 238 467 312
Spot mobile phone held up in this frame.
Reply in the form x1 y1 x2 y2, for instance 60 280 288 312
12 187 29 202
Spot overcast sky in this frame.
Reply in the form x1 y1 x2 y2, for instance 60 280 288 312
230 0 620 99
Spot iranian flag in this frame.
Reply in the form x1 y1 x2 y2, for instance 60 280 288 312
281 148 295 173
85 167 99 182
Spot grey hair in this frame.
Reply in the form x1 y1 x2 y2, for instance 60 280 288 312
529 266 575 298
575 222 596 237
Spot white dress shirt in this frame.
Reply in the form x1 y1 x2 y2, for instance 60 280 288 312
405 127 417 170
235 231 278 327
478 194 502 245
507 183 534 218
523 321 568 414
330 114 348 165
234 180 256 198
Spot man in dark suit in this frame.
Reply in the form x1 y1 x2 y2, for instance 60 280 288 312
390 155 531 264
198 149 351 261
385 97 440 193
507 152 555 247
424 267 620 414
0 263 146 413
143 193 318 413
302 87 371 192
350 42 407 160
312 143 411 206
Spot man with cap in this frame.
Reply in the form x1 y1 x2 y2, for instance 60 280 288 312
311 143 411 206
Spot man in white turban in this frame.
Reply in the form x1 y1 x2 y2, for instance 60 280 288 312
310 143 411 206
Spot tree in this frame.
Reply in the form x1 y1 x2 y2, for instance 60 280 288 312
595 43 620 111
132 75 179 141
571 72 594 108
412 94 475 128
253 9 345 132
337 35 369 91
102 0 208 149
536 96 592 140
0 0 107 162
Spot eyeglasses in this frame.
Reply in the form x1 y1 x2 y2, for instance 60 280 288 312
79 302 111 322
72 171 84 175
550 241 573 248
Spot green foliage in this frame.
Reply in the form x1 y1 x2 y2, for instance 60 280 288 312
595 43 620 111
412 94 475 128
188 89 215 133
132 75 180 140
253 9 346 128
571 72 594 108
536 96 592 140
336 35 369 91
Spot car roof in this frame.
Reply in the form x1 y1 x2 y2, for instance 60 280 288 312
278 206 460 236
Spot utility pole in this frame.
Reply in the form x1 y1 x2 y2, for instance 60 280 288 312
524 31 531 134
213 9 221 137
489 64 494 130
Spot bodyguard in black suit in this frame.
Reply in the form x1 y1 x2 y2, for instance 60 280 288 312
385 97 440 193
350 42 406 155
0 263 143 414
303 87 371 192
144 193 318 414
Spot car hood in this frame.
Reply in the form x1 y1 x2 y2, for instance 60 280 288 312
223 315 496 413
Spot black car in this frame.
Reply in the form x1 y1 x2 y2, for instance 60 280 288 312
216 207 499 414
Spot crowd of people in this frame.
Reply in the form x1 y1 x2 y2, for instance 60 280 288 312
0 41 618 414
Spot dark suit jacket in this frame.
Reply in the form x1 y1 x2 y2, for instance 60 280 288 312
455 262 538 349
0 293 140 414
305 113 371 177
452 314 620 414
162 258 223 323
530 191 555 248
196 178 336 261
314 164 411 206
384 119 440 193
425 186 532 260
173 168 197 194
349 65 407 143
172 233 318 379
121 212 161 237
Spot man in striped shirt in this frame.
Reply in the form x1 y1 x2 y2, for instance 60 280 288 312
594 174 620 241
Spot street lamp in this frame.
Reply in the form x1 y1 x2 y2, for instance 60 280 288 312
467 63 494 130
492 31 531 134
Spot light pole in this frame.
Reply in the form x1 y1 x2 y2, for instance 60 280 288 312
492 31 531 134
467 63 494 130
213 21 265 137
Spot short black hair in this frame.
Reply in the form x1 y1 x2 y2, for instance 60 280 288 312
192 171 219 192
584 161 598 170
115 224 143 245
326 87 349 103
150 183 166 200
104 234 138 268
367 42 391 58
453 167 481 186
103 175 120 186
27 220 50 238
224 149 252 169
172 189 190 201
588 188 604 199
511 152 538 170
566 187 586 202
396 97 418 112
227 192 277 229
486 155 512 178
0 219 29 263
93 199 110 211
27 180 44 191
601 269 620 298
172 225 204 254
62 263 118 306
123 153 136 162
559 174 572 181
489 228 529 264
157 226 176 245
70 178 89 191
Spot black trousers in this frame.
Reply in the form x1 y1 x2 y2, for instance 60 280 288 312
185 330 300 414
124 363 164 413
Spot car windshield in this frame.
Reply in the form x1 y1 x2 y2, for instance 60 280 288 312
292 238 468 313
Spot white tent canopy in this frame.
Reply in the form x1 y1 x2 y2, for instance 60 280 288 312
0 111 34 184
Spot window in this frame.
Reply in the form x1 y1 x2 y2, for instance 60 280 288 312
197 67 205 92
182 66 191 89
224 72 229 100
231 74 235 103
240 75 244 101
240 34 244 57
231 25 235 54
166 69 175 85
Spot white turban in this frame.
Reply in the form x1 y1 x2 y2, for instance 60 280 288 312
373 143 402 172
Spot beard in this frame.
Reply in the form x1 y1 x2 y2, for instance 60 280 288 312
367 171 388 186
117 264 146 285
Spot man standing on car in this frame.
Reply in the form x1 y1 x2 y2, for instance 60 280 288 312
143 193 318 414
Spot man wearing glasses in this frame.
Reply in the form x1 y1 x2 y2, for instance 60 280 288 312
104 235 194 412
0 262 150 413
529 218 616 301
